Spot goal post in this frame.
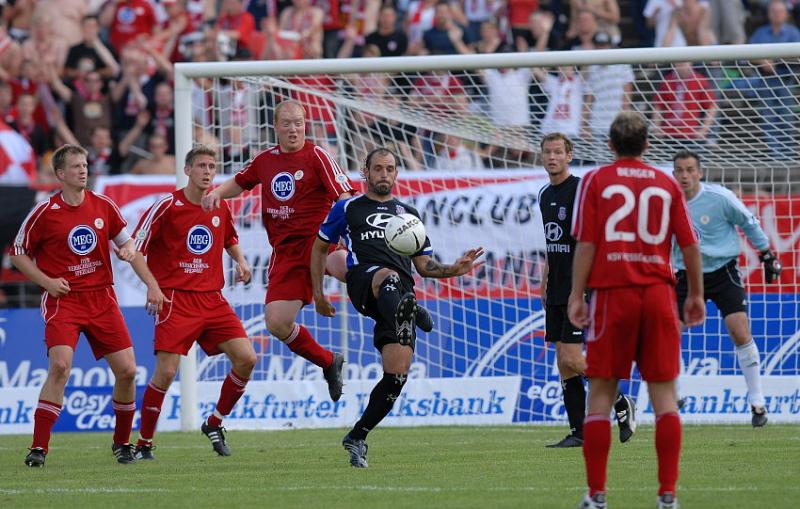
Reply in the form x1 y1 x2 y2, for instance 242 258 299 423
172 43 800 431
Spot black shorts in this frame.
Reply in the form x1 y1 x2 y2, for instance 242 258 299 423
346 264 415 351
544 304 584 344
676 259 747 321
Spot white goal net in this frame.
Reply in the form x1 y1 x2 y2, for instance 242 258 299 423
175 44 800 429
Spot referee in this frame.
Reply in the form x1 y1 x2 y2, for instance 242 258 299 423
672 150 781 427
538 133 636 447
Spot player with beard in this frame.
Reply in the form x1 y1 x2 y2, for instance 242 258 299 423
310 147 483 468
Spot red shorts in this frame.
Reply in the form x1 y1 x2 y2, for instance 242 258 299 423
585 283 681 382
41 287 132 360
265 237 343 305
155 290 247 356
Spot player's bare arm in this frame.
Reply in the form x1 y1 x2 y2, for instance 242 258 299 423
412 247 485 278
567 241 596 329
310 237 336 317
681 243 706 327
10 254 71 297
124 240 167 315
225 244 252 284
201 178 245 211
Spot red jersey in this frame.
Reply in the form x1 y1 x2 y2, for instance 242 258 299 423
654 70 715 139
572 158 697 288
133 189 238 292
13 191 128 291
109 0 157 52
233 141 352 248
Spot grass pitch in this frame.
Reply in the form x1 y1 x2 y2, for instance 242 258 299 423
1 425 797 508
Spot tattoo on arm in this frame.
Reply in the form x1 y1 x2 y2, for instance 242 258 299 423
423 258 458 278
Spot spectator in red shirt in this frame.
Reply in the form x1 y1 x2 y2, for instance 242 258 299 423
652 61 717 143
217 0 257 54
104 0 157 53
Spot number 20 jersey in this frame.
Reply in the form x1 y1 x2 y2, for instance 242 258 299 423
572 158 697 288
133 189 238 291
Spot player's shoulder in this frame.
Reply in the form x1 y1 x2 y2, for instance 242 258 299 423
89 191 125 213
251 145 281 163
394 198 421 218
701 182 737 200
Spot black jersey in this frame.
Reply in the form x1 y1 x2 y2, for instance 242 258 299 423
538 174 580 305
318 194 433 285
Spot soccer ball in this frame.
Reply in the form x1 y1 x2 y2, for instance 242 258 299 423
384 213 427 256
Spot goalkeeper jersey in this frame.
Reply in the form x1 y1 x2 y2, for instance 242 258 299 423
671 183 769 272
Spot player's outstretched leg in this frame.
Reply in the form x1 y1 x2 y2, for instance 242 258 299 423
415 304 434 333
395 293 417 346
614 392 637 443
342 372 408 468
734 340 767 427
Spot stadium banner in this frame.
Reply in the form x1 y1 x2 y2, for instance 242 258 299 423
635 376 800 424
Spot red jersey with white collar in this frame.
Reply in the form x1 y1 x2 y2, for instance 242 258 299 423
233 141 353 248
572 158 697 288
13 191 128 290
133 189 238 291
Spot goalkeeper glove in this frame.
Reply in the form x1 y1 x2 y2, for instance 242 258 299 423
759 250 782 284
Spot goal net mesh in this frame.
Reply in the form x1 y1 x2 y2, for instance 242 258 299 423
190 55 800 424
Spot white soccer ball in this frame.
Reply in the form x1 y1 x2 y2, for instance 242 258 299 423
384 213 427 256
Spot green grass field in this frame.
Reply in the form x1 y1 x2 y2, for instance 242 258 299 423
1 425 797 508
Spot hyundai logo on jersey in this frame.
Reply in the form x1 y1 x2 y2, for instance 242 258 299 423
271 172 296 201
366 213 394 229
68 225 97 255
187 225 213 255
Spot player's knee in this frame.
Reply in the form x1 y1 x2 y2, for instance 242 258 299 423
266 319 293 341
234 350 257 376
375 272 401 297
113 363 137 385
48 360 71 384
154 365 178 388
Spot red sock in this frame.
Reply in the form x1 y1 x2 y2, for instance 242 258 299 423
31 400 61 453
283 324 333 368
583 414 612 497
207 370 249 428
656 412 682 496
138 382 167 446
112 400 136 445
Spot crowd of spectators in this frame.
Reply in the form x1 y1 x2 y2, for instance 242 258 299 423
0 0 797 186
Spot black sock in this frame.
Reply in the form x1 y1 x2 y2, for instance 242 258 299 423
562 376 586 438
376 274 402 326
350 372 407 440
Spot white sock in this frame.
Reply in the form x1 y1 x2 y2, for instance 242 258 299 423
736 341 765 408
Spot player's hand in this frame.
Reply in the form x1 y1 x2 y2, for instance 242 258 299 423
760 250 782 284
112 243 136 262
451 247 485 276
235 260 252 284
568 292 589 329
45 277 70 297
314 295 336 317
201 191 221 212
145 285 169 316
682 294 706 328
